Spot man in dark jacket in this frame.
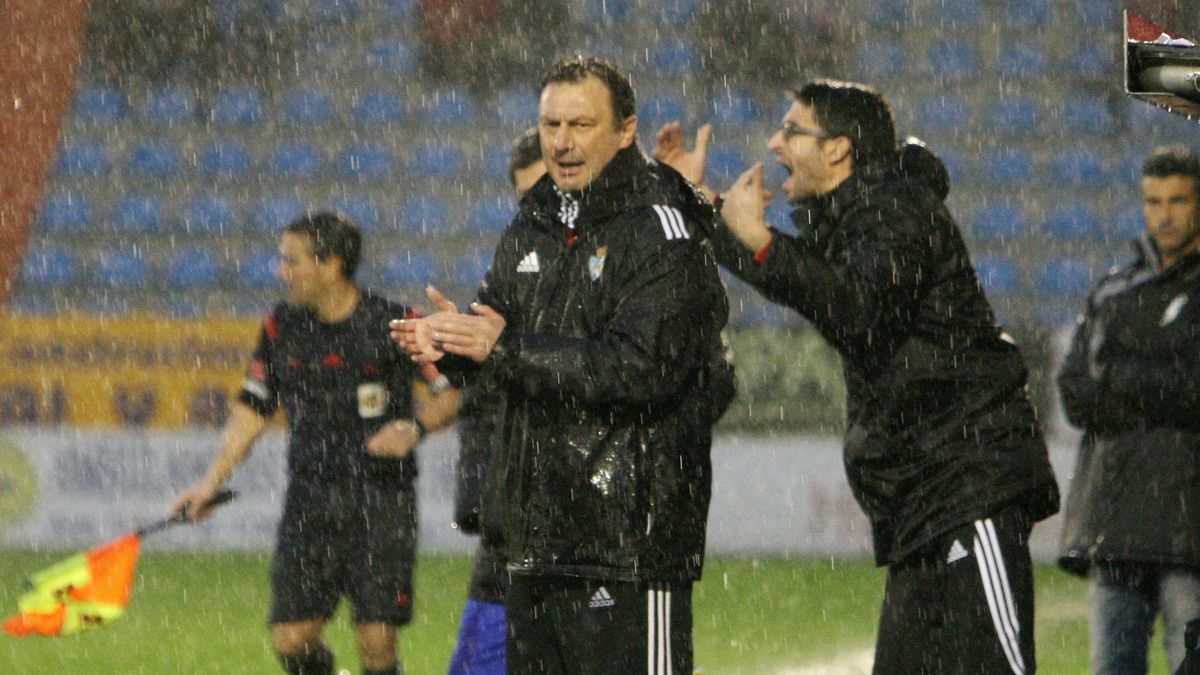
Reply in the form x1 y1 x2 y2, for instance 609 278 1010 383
392 57 731 675
655 80 1059 674
1058 145 1200 675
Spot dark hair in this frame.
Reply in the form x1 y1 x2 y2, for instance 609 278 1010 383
789 79 896 167
540 56 636 128
1143 145 1200 192
284 211 362 279
508 127 543 187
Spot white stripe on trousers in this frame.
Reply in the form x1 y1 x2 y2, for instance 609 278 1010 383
646 586 673 675
972 518 1026 674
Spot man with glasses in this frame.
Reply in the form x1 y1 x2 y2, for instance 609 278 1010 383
655 79 1059 674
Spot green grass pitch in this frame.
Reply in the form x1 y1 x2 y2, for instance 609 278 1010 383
0 551 1166 673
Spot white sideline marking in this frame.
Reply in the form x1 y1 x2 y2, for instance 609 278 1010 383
773 647 875 675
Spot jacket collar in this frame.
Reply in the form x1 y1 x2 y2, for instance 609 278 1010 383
526 145 656 232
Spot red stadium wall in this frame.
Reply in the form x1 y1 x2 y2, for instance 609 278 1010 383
0 0 91 306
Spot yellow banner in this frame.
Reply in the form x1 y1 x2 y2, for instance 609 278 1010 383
0 313 258 428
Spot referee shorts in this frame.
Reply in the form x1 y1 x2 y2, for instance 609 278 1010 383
507 575 692 675
873 506 1035 674
270 479 417 626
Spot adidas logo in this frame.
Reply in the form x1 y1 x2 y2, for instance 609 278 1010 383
516 251 540 273
588 586 615 609
946 539 969 564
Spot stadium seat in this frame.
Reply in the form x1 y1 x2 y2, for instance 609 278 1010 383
919 95 972 132
854 39 908 79
1005 0 1050 25
1062 96 1115 135
454 249 493 288
382 250 436 288
862 0 910 25
309 0 359 22
281 88 336 126
986 97 1043 135
482 142 513 178
400 197 449 235
236 251 278 289
127 140 180 179
929 0 982 23
708 148 747 183
351 89 406 125
651 0 700 20
378 0 414 19
649 43 697 78
1034 257 1093 297
1043 204 1102 241
973 257 1020 295
410 143 466 177
1048 151 1109 189
1115 204 1144 240
209 87 265 126
182 195 238 234
96 250 147 288
21 249 78 286
113 195 165 233
926 42 978 80
72 86 127 124
585 0 633 21
366 39 418 74
142 87 196 125
935 147 967 183
1061 43 1113 81
267 142 325 180
970 204 1028 242
707 90 760 126
496 87 538 127
198 140 252 179
1076 0 1118 27
979 149 1034 186
37 192 92 232
469 197 518 233
332 194 381 231
167 249 220 289
56 140 111 177
252 195 307 232
999 43 1049 78
336 143 395 181
638 94 687 132
419 90 476 126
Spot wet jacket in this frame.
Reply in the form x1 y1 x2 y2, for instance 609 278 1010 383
1058 237 1200 575
453 146 731 582
713 142 1060 565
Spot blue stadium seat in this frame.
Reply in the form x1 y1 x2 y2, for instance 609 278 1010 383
167 249 220 289
382 250 436 288
919 95 972 132
1048 151 1109 189
210 87 265 126
496 87 538 127
986 97 1042 135
973 257 1020 295
999 43 1049 78
198 140 252 179
113 195 165 233
863 0 910 25
56 140 111 177
1034 257 1093 296
37 192 92 232
378 0 414 19
482 143 513 178
926 42 978 80
420 89 476 125
366 39 418 74
128 140 180 179
332 194 381 231
708 148 747 183
931 0 982 23
73 86 127 124
142 87 196 125
310 0 359 21
1062 97 1115 134
352 89 406 125
638 94 686 132
237 251 278 289
336 143 395 180
281 88 336 126
252 195 307 232
649 43 697 78
854 39 908 79
1062 43 1112 81
182 195 238 234
1043 204 1102 241
765 200 792 229
1077 0 1118 27
97 250 147 288
651 0 700 20
454 249 493 288
970 204 1028 241
980 149 1034 186
707 90 760 126
935 147 967 183
410 143 466 177
469 197 517 233
21 249 77 286
585 0 633 21
401 197 449 235
267 142 325 180
1116 204 1144 240
1005 0 1050 25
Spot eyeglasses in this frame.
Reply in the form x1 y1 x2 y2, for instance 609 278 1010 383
780 121 832 140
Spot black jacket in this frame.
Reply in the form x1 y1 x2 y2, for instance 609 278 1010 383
714 142 1059 565
453 146 731 582
1058 237 1200 575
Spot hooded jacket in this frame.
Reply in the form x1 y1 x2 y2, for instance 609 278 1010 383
713 141 1060 565
1058 237 1200 575
459 145 731 582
